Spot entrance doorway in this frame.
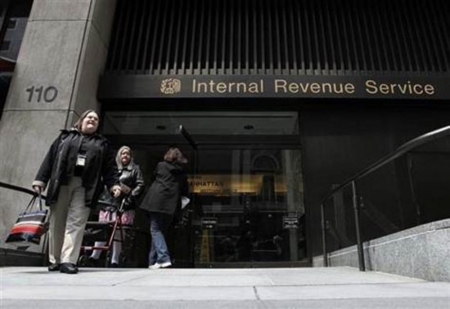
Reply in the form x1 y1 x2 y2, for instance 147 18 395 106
104 111 306 267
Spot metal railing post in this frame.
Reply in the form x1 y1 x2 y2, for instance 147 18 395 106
321 203 328 267
351 181 366 271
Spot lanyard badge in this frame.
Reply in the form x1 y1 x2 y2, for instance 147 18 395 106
76 154 87 167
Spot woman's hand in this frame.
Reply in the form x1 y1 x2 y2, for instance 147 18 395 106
120 183 131 194
32 185 42 193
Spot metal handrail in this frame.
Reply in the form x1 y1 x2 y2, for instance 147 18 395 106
320 125 450 270
0 181 42 197
321 125 450 204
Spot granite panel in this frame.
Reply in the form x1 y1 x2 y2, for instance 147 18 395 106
426 228 450 281
316 219 450 281
65 110 81 130
368 234 432 280
30 0 91 21
5 21 85 111
71 22 107 115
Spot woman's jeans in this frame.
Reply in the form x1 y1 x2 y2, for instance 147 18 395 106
148 212 172 265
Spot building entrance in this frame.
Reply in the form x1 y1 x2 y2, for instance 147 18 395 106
104 110 306 267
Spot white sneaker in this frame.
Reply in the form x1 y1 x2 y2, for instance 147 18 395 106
148 261 172 269
160 261 172 268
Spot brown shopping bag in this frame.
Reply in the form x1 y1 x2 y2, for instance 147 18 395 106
5 194 48 245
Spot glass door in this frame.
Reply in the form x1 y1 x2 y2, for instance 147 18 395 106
103 111 306 267
192 147 306 267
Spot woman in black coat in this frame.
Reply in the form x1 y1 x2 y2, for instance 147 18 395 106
32 110 121 274
89 145 145 267
140 147 188 269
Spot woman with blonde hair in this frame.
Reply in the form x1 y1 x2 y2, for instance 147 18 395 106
89 146 145 267
139 147 188 269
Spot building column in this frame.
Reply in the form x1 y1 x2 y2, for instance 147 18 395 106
0 0 116 248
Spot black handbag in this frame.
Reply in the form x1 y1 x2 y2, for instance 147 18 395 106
5 194 48 245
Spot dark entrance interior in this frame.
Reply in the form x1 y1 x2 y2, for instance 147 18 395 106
103 109 307 267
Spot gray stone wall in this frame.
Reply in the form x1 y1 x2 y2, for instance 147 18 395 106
313 219 450 282
0 0 116 252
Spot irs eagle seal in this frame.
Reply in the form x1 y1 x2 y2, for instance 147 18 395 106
160 78 181 94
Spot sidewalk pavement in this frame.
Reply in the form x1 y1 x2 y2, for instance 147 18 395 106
1 266 449 308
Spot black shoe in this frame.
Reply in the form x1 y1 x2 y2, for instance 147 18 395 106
60 263 78 274
48 263 60 271
110 263 119 268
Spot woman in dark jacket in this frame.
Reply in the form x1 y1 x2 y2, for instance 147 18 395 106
140 147 188 269
32 110 121 274
90 145 145 267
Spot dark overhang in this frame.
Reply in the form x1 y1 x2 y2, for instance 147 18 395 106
99 0 450 101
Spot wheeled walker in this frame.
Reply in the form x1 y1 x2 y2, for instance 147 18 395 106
78 199 129 267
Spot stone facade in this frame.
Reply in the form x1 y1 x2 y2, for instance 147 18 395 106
0 0 116 251
313 219 450 282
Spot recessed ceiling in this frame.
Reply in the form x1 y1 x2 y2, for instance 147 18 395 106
104 111 299 136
